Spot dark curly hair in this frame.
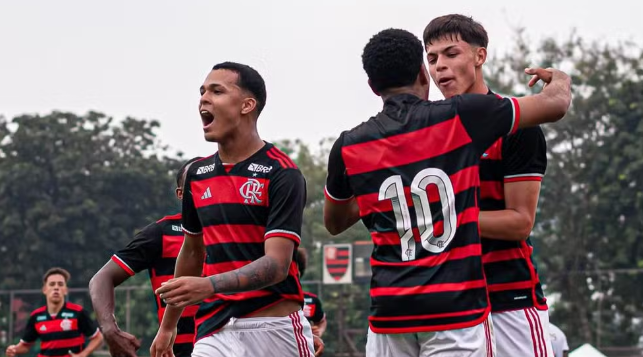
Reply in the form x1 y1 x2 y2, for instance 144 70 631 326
362 28 424 93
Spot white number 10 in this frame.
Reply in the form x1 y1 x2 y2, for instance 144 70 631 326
378 168 457 261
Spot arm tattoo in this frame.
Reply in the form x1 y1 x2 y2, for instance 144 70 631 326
209 255 287 294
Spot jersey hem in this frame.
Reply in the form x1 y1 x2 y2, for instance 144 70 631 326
368 308 490 334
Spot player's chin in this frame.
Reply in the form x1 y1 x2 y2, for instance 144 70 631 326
203 130 221 143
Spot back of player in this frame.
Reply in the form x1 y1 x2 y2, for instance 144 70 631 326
324 29 572 357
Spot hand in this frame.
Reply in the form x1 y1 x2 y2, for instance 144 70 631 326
150 327 176 357
313 335 325 357
155 276 214 308
6 345 18 357
311 325 321 336
525 67 555 88
103 328 141 357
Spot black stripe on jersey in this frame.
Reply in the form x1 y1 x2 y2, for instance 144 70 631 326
370 305 487 330
372 256 485 287
177 316 196 336
153 257 180 277
483 259 532 286
39 330 81 342
479 160 503 182
173 343 194 357
489 289 537 311
205 243 264 264
197 204 268 227
347 145 477 197
40 347 83 356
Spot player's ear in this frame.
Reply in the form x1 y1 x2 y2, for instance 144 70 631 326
241 97 257 115
475 47 487 67
368 79 381 97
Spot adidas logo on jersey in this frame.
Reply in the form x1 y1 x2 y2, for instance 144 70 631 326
248 163 272 173
40 325 47 331
196 163 216 175
201 187 212 200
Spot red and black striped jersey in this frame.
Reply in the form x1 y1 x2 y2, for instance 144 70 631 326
303 291 325 324
111 214 196 356
479 122 548 312
20 302 99 357
325 93 520 333
182 142 306 341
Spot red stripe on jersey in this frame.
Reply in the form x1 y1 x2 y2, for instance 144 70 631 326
161 235 184 258
341 116 472 175
31 306 47 315
204 260 253 275
36 319 78 334
370 279 486 298
482 247 527 264
151 275 173 292
487 281 534 292
157 213 182 223
371 244 481 268
111 255 135 276
268 147 296 168
481 139 503 160
369 307 487 321
326 258 350 265
191 176 270 208
157 305 199 323
203 224 266 244
510 97 521 134
214 290 273 301
41 336 84 350
65 303 84 312
194 303 228 327
371 207 479 246
504 175 543 183
480 180 503 200
357 166 480 217
175 334 195 344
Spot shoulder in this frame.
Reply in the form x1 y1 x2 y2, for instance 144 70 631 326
65 302 84 312
30 306 47 316
188 155 217 177
157 213 182 224
260 143 298 171
303 291 318 299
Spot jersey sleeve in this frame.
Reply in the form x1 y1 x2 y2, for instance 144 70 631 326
20 314 38 344
264 168 307 245
111 222 163 275
454 94 520 155
502 126 547 183
78 309 100 339
181 169 202 235
310 295 325 324
325 132 354 203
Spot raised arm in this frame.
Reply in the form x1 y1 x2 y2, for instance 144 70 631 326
516 67 572 128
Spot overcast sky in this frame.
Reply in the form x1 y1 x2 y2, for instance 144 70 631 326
1 0 641 158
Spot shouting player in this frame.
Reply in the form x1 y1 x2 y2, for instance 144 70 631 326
6 268 103 357
150 62 315 357
324 28 571 356
424 14 553 356
89 157 202 357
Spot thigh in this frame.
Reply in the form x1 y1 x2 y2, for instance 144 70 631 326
493 308 552 357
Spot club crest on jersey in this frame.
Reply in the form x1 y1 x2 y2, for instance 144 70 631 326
248 163 272 173
196 163 216 175
60 319 72 331
239 178 264 204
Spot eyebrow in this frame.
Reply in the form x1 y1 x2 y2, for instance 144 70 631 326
427 45 458 56
200 83 224 93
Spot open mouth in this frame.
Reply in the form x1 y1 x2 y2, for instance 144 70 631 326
438 77 454 87
200 110 214 128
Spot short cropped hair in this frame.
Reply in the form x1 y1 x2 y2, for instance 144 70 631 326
423 14 488 48
362 28 424 93
43 267 70 284
212 62 267 115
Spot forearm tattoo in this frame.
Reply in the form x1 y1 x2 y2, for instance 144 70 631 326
209 255 286 294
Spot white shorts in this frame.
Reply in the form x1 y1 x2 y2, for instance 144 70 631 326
366 317 495 357
493 307 553 357
192 310 315 357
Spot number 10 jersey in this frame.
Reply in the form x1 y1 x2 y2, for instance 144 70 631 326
325 93 520 334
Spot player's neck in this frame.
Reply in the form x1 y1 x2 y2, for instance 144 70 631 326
47 300 64 315
468 79 489 95
381 86 425 102
217 129 264 164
